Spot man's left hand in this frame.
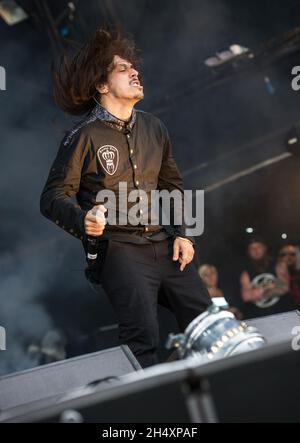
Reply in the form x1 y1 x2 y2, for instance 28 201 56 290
173 237 194 272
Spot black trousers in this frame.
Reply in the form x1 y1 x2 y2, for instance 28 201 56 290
97 237 212 368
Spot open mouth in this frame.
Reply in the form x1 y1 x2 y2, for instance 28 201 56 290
131 80 142 87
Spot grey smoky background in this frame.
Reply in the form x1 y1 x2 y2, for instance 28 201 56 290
1 0 300 374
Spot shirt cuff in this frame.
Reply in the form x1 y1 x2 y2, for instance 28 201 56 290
175 236 194 246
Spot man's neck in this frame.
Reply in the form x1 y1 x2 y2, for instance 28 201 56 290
100 96 135 122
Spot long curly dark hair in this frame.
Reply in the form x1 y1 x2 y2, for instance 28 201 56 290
52 25 141 115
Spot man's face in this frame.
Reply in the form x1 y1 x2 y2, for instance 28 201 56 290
100 55 144 103
247 242 267 261
279 245 297 267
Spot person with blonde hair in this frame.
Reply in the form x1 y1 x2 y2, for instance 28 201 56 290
199 264 243 318
198 264 224 298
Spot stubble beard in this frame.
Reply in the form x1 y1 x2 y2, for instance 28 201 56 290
133 91 144 100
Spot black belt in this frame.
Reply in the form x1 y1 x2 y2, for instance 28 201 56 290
105 225 164 234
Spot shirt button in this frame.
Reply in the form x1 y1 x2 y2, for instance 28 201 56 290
55 220 59 225
139 196 143 201
136 180 139 186
134 164 137 169
70 228 74 233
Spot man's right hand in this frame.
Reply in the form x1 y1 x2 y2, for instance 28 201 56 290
84 204 107 236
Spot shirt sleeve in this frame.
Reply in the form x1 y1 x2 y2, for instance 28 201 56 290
40 131 91 240
157 123 195 245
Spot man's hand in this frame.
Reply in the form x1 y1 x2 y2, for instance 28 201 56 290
173 237 194 271
84 204 107 236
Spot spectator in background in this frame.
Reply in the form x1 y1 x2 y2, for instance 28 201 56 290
277 244 300 308
239 237 295 319
198 264 223 298
199 264 243 319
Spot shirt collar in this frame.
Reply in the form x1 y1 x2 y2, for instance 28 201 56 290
91 103 136 132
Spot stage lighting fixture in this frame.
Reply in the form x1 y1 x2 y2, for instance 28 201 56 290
0 0 28 25
166 305 266 364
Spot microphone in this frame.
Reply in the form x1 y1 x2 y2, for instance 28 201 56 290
86 205 107 262
87 236 100 260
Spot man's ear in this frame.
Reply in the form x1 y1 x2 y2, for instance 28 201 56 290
96 83 109 94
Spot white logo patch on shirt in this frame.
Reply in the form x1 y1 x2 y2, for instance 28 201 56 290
97 145 119 175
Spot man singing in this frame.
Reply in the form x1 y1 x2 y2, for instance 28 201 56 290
40 27 211 368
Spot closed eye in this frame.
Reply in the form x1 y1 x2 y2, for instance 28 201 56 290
116 63 133 72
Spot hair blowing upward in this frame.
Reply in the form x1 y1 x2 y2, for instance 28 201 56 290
52 26 141 116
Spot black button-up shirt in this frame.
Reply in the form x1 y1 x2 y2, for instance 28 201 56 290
40 103 193 245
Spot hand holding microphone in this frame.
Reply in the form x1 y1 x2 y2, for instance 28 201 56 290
84 204 107 236
84 205 107 262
